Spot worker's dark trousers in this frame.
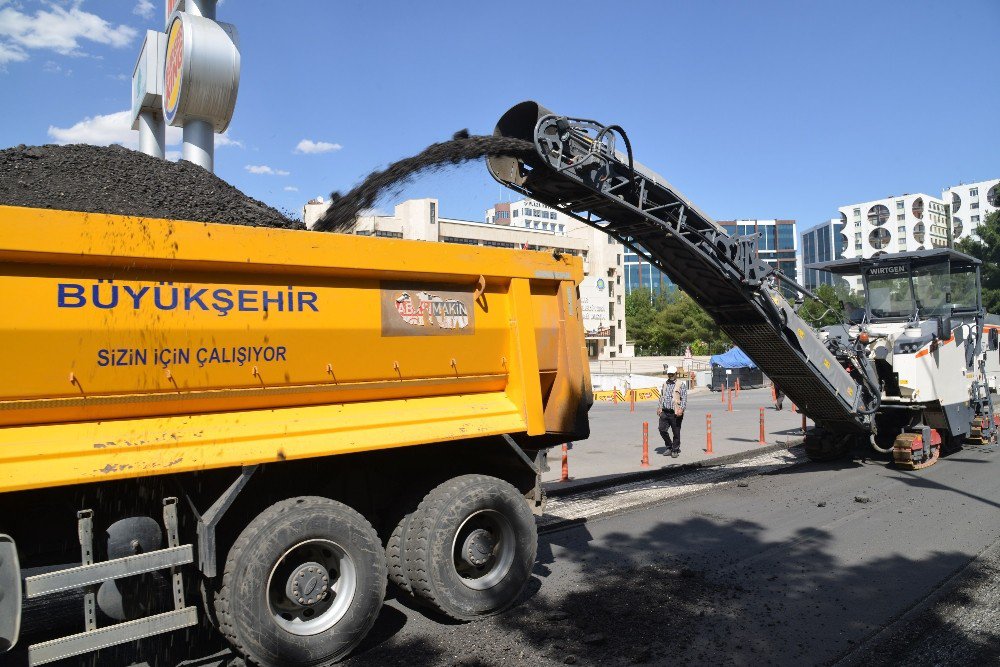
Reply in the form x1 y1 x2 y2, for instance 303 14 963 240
659 413 683 452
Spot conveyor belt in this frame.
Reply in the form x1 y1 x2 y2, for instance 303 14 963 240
488 102 877 434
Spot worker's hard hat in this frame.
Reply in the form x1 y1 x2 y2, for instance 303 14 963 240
666 365 678 374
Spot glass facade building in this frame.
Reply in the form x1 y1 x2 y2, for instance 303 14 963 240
622 219 798 297
717 219 799 283
623 249 676 296
800 218 844 290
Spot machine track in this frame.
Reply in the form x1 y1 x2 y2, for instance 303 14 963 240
966 415 999 446
892 432 940 470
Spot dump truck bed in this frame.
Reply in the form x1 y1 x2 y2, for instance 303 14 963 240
0 205 590 492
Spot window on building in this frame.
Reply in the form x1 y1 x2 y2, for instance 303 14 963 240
989 185 1000 207
898 226 906 233
512 209 518 217
897 214 905 221
617 254 622 266
971 202 979 209
482 240 517 248
558 225 564 233
429 202 436 225
442 236 479 245
868 204 890 226
896 200 904 210
970 188 979 197
777 225 795 250
853 208 861 217
971 215 980 223
608 236 615 244
374 230 403 238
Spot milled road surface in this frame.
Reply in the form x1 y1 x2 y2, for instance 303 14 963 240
11 444 999 666
338 445 1000 666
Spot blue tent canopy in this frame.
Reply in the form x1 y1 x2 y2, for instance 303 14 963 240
710 347 757 369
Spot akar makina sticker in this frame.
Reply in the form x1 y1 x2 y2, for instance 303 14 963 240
381 282 475 336
394 291 470 329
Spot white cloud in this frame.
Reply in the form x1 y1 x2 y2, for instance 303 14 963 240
0 2 138 63
284 186 299 192
216 133 244 148
245 164 290 176
295 139 342 154
0 40 26 65
48 110 245 153
49 110 150 148
133 1 155 20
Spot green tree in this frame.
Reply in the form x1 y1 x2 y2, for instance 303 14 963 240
624 288 659 354
797 282 861 327
625 288 730 355
956 210 1000 313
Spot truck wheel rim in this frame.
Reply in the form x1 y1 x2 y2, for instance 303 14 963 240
267 538 358 636
451 509 516 591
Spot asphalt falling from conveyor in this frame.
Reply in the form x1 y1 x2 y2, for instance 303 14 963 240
313 130 536 232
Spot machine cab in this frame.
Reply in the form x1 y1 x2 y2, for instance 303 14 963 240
813 249 983 328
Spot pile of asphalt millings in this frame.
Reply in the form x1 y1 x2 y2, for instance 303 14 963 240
314 130 536 232
0 143 303 230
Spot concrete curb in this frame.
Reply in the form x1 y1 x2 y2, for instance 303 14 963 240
545 437 805 499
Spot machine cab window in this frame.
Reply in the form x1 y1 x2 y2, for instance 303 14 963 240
811 249 983 325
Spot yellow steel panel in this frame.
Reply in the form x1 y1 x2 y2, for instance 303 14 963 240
0 206 584 283
0 392 526 493
507 278 546 435
0 206 590 491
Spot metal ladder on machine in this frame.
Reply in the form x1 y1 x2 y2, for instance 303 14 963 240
487 101 880 436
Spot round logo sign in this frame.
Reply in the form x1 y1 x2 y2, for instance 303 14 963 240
596 279 606 290
163 16 185 124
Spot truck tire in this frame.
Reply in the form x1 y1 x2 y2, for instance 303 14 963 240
385 493 424 597
215 496 386 667
404 474 536 621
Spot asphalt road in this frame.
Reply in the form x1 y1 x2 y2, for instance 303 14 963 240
337 444 1000 666
12 443 1000 666
544 388 807 490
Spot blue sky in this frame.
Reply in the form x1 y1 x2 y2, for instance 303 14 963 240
1 0 997 228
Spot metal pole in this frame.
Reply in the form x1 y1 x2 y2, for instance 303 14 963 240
183 119 214 171
186 0 217 19
137 111 165 159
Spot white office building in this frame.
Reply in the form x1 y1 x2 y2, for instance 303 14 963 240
835 193 949 290
838 194 949 256
943 178 1000 243
303 197 634 359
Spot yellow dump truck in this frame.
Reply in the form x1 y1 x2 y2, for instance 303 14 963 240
0 205 591 665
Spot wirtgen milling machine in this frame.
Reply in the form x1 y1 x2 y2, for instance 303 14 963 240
487 101 1000 470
